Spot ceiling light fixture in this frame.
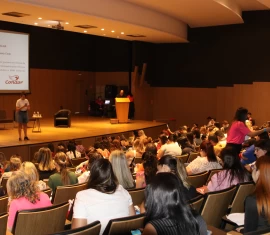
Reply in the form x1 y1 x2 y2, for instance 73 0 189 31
65 22 69 24
111 30 115 33
121 32 124 34
84 30 87 33
101 28 104 31
38 17 42 20
48 25 51 27
34 22 38 25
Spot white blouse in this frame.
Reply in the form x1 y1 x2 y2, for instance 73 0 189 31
187 156 222 175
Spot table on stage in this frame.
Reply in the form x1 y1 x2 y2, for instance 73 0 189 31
32 116 42 132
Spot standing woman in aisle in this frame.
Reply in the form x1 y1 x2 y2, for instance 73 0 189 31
226 107 270 155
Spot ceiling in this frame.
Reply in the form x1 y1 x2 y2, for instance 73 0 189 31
0 0 269 43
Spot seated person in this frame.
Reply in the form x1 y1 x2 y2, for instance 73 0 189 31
0 155 21 184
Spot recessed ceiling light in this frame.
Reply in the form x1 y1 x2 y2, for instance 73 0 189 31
38 17 42 20
101 28 104 31
65 22 69 24
111 30 115 33
84 30 87 33
121 32 124 34
48 25 51 27
34 22 38 25
103 34 106 36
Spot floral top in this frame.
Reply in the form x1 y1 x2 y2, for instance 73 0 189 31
187 156 222 175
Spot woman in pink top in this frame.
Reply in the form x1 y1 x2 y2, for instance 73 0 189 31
197 146 250 194
7 171 52 231
227 107 270 154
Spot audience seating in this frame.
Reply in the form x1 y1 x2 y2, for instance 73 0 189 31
176 154 189 163
71 158 87 167
187 152 199 163
0 195 8 214
42 188 52 198
0 212 8 235
54 109 71 127
128 187 145 206
0 110 14 129
227 227 270 235
48 221 101 235
1 177 8 195
12 202 69 235
206 169 223 184
188 195 205 213
200 185 237 228
103 213 145 235
52 183 87 205
188 171 209 188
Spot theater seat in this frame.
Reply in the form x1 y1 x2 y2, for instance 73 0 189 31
54 109 71 127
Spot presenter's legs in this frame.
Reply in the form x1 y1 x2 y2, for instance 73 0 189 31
23 123 29 140
17 111 29 141
18 123 22 141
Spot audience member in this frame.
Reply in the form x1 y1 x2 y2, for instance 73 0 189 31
0 156 21 184
157 134 182 159
66 142 81 159
72 158 135 234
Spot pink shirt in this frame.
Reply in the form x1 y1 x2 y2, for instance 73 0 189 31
207 170 246 192
8 192 52 229
227 121 250 144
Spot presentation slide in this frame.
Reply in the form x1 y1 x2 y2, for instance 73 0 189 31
0 30 29 93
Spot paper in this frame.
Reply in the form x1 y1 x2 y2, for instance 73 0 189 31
226 213 245 226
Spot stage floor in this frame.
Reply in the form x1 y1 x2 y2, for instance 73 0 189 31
0 116 165 148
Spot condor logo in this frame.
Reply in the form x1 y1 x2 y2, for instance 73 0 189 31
5 75 23 84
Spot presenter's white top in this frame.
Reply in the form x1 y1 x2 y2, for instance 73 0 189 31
16 98 29 111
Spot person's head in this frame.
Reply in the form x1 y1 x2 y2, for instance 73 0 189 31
142 152 158 185
208 135 219 145
255 131 269 141
193 130 201 139
215 130 225 141
144 173 198 234
21 161 39 182
168 133 178 143
7 170 39 203
254 140 270 159
186 132 194 145
37 147 55 171
109 150 134 189
9 156 22 171
133 139 145 153
199 141 217 162
119 90 124 96
145 143 157 156
87 158 118 193
247 112 252 119
234 107 248 123
159 134 168 145
20 91 26 99
177 137 189 149
87 152 103 170
138 130 145 137
110 139 121 152
54 152 70 185
157 155 190 189
254 155 270 222
222 120 229 127
200 126 207 135
242 138 256 148
47 143 55 153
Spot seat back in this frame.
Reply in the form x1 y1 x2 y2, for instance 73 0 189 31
1 177 8 195
47 221 101 235
0 195 8 214
42 188 52 198
71 158 87 167
206 169 223 184
103 214 145 235
188 195 205 213
230 181 255 214
188 171 209 188
187 152 199 163
200 186 237 227
52 183 87 204
55 109 71 118
176 154 189 164
128 188 145 206
12 202 69 235
0 212 8 235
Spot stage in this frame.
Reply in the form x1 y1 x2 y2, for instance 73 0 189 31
0 116 166 161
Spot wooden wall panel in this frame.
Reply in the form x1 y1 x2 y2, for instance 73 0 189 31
216 86 234 123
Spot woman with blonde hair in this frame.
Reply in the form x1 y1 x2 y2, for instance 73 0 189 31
0 156 21 184
126 139 144 166
244 155 270 233
7 171 52 231
21 161 47 190
109 150 135 189
37 147 57 180
48 152 78 194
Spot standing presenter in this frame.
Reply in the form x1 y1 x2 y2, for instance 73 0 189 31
16 92 30 141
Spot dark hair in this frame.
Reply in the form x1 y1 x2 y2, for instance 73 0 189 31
234 107 248 123
144 173 199 235
87 158 118 194
193 130 201 139
214 122 221 129
201 134 207 141
177 137 189 149
145 143 157 155
47 143 55 153
159 134 168 145
219 147 249 186
208 135 218 144
186 132 194 145
67 142 77 159
215 130 224 138
254 140 270 154
248 112 252 115
200 141 217 162
258 131 269 140
142 152 158 185
87 152 103 170
242 138 256 148
168 134 178 142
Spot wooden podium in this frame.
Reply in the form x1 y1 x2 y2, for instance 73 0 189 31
115 98 130 123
